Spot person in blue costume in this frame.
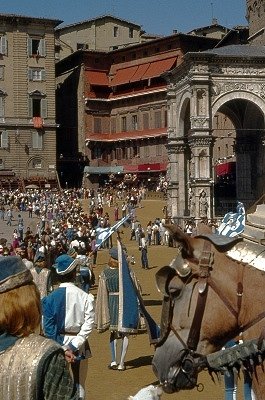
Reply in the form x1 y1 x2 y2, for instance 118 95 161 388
42 254 95 399
95 246 142 371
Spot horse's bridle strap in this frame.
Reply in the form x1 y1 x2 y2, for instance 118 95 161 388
207 276 238 319
187 284 209 351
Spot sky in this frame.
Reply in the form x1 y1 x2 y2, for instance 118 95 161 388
0 0 247 35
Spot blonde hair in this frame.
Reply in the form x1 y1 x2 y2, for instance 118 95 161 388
108 258 119 268
0 283 41 337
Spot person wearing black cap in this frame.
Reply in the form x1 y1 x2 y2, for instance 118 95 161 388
42 254 95 399
0 256 78 399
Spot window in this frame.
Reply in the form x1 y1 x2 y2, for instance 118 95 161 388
0 65 4 80
32 157 42 169
154 111 162 128
143 113 149 129
129 27 134 38
144 146 150 157
32 131 43 149
77 43 89 50
28 93 47 118
156 144 162 156
133 146 139 157
116 148 122 160
122 116 127 132
111 118 116 134
132 115 138 130
94 118 102 134
0 158 3 168
113 26 118 37
0 131 8 148
28 68 46 81
0 35 7 55
27 37 46 57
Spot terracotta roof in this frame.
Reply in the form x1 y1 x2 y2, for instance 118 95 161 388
86 128 167 142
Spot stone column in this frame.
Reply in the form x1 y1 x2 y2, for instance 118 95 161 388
167 138 186 219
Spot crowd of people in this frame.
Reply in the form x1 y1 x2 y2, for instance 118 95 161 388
0 185 166 399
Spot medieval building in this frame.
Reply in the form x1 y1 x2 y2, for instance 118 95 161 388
165 0 265 220
0 13 61 190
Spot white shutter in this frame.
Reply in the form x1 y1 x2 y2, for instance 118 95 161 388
0 36 7 55
28 69 33 81
1 131 8 148
41 99 47 118
41 69 46 81
39 39 46 57
32 131 38 149
27 38 32 56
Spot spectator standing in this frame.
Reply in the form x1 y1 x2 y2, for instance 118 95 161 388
6 208 13 226
42 254 95 400
139 232 149 270
0 256 78 400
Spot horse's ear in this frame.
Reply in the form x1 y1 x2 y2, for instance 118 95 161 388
164 225 194 258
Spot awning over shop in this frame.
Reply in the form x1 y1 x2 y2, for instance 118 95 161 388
111 65 138 86
86 128 167 142
124 163 167 173
84 166 123 175
85 70 109 86
215 161 236 177
84 162 167 175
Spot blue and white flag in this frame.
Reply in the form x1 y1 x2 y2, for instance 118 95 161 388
217 202 245 237
95 215 130 249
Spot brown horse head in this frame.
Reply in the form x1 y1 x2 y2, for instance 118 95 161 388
152 224 265 397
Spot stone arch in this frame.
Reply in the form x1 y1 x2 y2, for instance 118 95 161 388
27 156 46 178
212 90 265 211
178 91 191 137
212 91 265 124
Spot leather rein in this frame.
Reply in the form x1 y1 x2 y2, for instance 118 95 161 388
157 239 265 356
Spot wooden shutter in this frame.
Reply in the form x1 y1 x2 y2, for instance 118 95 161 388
154 111 161 128
32 131 38 149
27 38 33 56
0 36 7 55
41 99 47 118
143 113 149 129
28 69 33 81
0 97 4 117
28 97 33 117
39 39 46 57
1 131 8 148
41 69 46 81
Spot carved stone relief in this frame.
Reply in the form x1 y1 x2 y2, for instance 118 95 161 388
190 116 209 129
211 82 265 99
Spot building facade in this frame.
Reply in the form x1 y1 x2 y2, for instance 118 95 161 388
0 13 61 190
55 15 159 61
56 32 221 189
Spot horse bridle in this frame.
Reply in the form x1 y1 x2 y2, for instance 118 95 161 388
155 239 265 390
